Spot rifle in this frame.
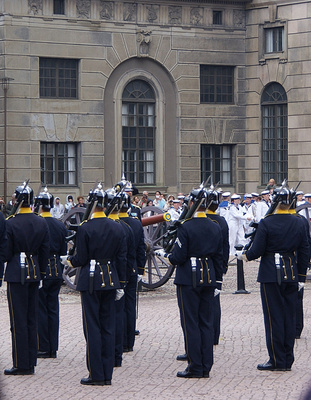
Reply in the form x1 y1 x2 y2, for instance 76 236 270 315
33 185 43 215
104 180 128 217
244 179 288 251
66 181 99 255
163 177 210 253
8 179 30 217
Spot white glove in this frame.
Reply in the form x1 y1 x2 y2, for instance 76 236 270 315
298 282 305 291
115 289 124 301
236 250 247 262
60 255 70 266
155 249 168 258
137 274 143 282
214 288 221 297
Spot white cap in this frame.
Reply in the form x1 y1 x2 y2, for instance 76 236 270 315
261 190 269 195
222 192 231 197
231 194 241 200
251 192 259 197
304 193 311 198
296 191 304 195
173 199 180 203
244 194 252 198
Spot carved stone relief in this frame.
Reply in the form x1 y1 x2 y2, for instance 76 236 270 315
168 6 182 25
124 3 137 22
100 1 114 20
233 10 245 28
77 0 91 19
28 0 43 15
190 7 203 26
137 30 151 57
146 5 159 23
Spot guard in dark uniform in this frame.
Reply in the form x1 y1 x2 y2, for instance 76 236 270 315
0 210 7 288
158 187 223 378
35 188 68 358
105 189 135 367
206 188 229 345
61 184 127 386
4 182 50 375
119 193 146 352
289 191 311 339
238 186 310 371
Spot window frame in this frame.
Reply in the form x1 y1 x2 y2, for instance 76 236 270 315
39 58 79 99
212 10 223 26
121 80 156 186
261 83 288 185
201 144 233 185
200 65 235 104
40 142 78 186
258 21 287 64
53 0 65 15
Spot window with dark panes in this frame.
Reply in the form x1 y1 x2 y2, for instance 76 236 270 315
261 82 288 185
122 80 156 185
213 10 222 25
53 0 65 15
265 27 284 53
201 145 232 185
40 142 77 185
200 65 234 104
39 58 78 99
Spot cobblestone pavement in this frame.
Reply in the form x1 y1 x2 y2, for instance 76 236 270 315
1 261 311 400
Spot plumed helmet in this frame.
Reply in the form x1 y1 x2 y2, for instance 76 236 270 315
92 183 107 208
106 187 119 210
119 192 131 211
206 188 221 207
35 187 54 210
115 174 132 193
273 186 291 205
189 186 208 208
15 181 34 206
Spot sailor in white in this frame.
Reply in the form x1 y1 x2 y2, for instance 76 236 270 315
255 190 270 222
227 194 252 255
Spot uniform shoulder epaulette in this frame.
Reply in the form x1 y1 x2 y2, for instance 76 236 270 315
262 213 273 219
181 218 191 224
80 220 87 226
6 214 15 220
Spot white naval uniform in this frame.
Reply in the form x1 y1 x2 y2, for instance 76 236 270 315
227 204 250 255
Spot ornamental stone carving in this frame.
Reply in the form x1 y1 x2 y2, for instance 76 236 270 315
77 0 91 19
190 7 203 26
28 0 42 15
233 10 245 28
146 5 159 23
168 6 182 25
100 1 114 20
137 29 152 57
124 3 137 22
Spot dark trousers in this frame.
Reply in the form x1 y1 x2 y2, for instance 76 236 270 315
7 281 39 369
296 287 304 337
123 274 137 350
81 289 116 381
177 285 214 375
213 294 221 345
38 279 62 352
260 282 298 369
115 295 125 363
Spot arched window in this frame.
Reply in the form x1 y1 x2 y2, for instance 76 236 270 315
122 80 156 184
261 82 288 184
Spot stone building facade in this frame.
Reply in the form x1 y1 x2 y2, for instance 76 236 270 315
0 0 310 202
